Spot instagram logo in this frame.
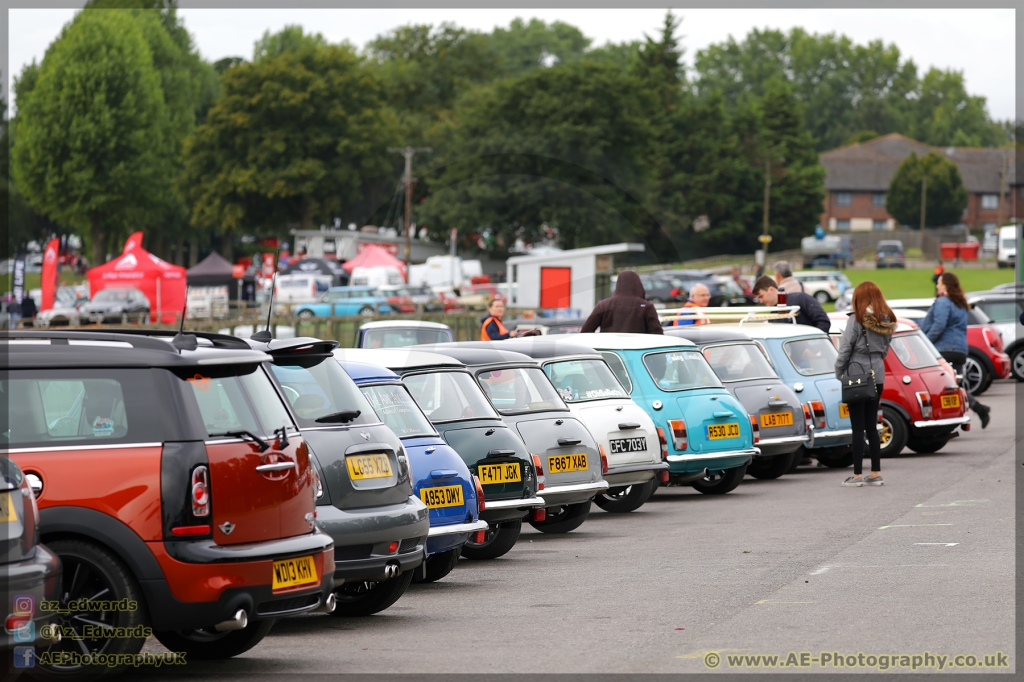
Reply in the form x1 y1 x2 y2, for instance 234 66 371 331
13 595 34 616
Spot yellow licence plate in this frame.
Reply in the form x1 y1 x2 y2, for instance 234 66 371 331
272 555 318 590
478 462 521 484
760 411 794 428
706 423 741 440
346 453 392 480
420 485 464 509
548 453 588 474
941 394 961 409
840 403 850 418
0 492 16 524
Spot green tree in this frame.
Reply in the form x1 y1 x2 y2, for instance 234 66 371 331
254 24 328 61
489 18 591 75
909 68 1006 147
180 38 398 241
11 10 175 264
886 151 968 228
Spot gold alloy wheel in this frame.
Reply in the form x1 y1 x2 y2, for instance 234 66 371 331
879 418 893 448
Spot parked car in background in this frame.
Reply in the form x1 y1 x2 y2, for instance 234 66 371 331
637 274 685 305
504 317 585 335
828 318 970 456
572 333 757 494
245 335 428 617
3 330 336 672
656 270 743 307
996 224 1017 269
273 273 333 307
334 349 544 560
457 283 506 310
792 271 845 304
963 291 1021 383
459 340 669 513
876 240 906 268
81 287 150 324
342 361 487 583
294 286 393 320
713 275 756 306
415 345 609 533
982 230 998 256
35 286 90 327
666 327 809 479
379 284 445 312
0 456 62 675
357 321 454 348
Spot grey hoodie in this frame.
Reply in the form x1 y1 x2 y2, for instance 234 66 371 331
834 310 897 382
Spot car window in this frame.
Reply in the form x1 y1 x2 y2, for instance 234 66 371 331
186 366 294 437
476 367 567 414
641 350 722 391
270 360 376 428
94 289 130 303
782 338 838 376
404 370 498 422
703 343 778 382
543 359 629 402
362 328 452 348
315 280 330 294
359 384 437 438
599 352 632 393
976 300 1020 323
890 334 940 369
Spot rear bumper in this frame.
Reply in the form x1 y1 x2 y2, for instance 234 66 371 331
913 415 971 429
426 519 489 555
540 480 610 507
428 519 488 538
666 448 757 473
756 434 809 456
480 496 546 524
0 544 61 650
604 462 668 487
807 428 853 448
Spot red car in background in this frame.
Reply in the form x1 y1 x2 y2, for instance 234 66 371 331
829 316 970 458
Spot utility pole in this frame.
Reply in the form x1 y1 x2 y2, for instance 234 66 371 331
919 174 927 231
388 146 431 279
759 159 773 263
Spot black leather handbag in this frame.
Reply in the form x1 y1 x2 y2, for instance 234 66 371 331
840 326 878 404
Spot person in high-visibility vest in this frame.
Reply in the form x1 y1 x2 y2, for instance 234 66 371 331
481 299 518 340
667 283 711 326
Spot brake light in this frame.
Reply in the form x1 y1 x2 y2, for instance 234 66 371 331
809 401 826 429
171 525 211 536
671 288 681 297
532 509 546 522
656 427 669 460
473 475 486 511
472 529 487 542
749 415 760 444
397 452 411 483
802 403 814 430
191 466 210 517
599 444 609 474
667 419 687 451
531 454 545 491
916 391 932 419
388 541 399 553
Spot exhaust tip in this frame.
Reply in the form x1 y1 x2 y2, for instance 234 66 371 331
214 609 248 632
384 563 400 579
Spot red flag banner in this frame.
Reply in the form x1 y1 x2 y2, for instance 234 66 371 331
40 238 60 311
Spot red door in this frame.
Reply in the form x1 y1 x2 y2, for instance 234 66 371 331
540 267 572 309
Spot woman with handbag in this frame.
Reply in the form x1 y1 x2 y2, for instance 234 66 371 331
835 281 896 487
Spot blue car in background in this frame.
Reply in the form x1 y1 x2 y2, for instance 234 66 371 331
295 286 393 320
341 361 488 583
735 324 854 469
572 333 758 495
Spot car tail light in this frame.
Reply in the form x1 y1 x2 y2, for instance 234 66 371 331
656 427 669 460
397 452 411 483
531 454 545 491
532 509 546 522
983 327 1002 352
877 409 884 424
472 529 487 542
599 444 608 474
802 403 814 430
671 288 681 297
916 391 932 419
311 463 323 500
659 470 670 483
473 475 486 511
191 465 210 517
748 415 760 444
171 524 211 536
667 419 687 451
809 401 826 429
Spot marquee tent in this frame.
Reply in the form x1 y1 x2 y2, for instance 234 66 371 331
342 243 406 278
187 251 240 299
87 247 186 323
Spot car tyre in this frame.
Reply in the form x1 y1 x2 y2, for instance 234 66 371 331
297 309 314 321
963 353 991 395
32 539 147 682
814 291 832 304
331 570 414 617
358 306 375 318
814 449 853 468
906 438 948 454
530 501 592 533
1010 346 1024 381
593 479 657 513
413 547 461 584
461 520 521 560
153 619 275 660
747 450 798 480
691 464 747 494
879 406 908 457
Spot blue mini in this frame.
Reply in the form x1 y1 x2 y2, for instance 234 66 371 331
340 360 488 583
295 286 393 319
572 333 758 495
735 324 854 468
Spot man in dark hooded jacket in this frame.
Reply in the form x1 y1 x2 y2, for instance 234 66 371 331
580 270 664 334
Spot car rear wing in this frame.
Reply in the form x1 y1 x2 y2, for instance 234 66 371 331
658 305 801 327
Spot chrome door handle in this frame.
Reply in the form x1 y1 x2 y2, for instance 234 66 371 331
256 462 297 473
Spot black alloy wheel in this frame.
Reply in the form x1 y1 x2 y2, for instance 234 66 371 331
690 464 747 494
331 571 414 617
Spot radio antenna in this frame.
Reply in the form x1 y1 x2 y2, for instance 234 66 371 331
251 251 279 342
171 286 197 351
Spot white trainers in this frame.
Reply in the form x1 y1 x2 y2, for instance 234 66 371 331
841 476 865 487
862 475 884 486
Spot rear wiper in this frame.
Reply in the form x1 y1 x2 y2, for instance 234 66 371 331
315 410 361 424
210 430 270 452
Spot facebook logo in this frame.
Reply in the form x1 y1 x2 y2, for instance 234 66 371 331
14 621 35 642
13 646 36 668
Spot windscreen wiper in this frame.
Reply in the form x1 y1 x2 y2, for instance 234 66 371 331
315 410 361 424
209 430 270 452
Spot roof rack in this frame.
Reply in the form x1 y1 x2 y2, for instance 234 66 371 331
658 305 800 327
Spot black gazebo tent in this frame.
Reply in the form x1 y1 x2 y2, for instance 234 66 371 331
187 252 241 299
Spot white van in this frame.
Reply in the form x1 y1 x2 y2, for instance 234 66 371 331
997 225 1017 269
349 265 404 288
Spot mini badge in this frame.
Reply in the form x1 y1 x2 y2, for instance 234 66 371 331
218 522 235 535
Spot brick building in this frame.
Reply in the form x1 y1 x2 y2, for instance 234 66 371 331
820 134 1019 233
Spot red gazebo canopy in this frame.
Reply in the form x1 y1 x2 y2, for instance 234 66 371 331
87 247 186 323
342 244 406 277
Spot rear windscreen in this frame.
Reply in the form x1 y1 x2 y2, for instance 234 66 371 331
891 333 940 369
642 350 722 391
270 359 376 428
359 384 436 438
783 338 839 376
362 328 452 348
187 366 295 437
404 370 498 422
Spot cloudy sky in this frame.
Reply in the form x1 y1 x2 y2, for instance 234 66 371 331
7 7 1017 121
